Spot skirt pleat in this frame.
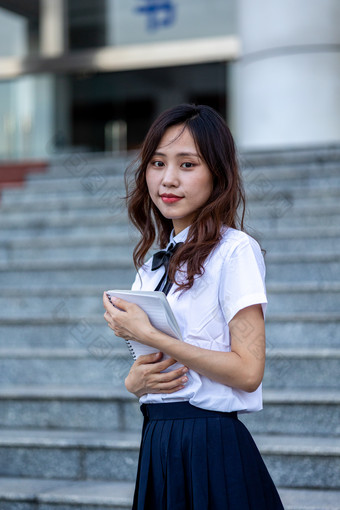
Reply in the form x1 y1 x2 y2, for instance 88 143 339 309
179 412 195 505
206 417 230 508
229 418 266 508
165 418 188 510
131 402 284 510
190 417 210 509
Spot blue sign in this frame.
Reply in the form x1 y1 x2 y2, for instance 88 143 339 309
135 0 176 31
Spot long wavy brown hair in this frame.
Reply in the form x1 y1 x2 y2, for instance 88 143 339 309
125 104 246 293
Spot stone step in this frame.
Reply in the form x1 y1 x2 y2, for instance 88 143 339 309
2 184 340 214
0 428 339 489
0 385 140 432
0 348 134 387
0 192 127 212
0 319 116 349
1 170 340 213
0 254 338 286
0 223 132 240
0 214 338 241
0 385 339 437
1 237 339 263
0 209 129 229
0 477 134 510
0 428 140 482
29 150 340 180
1 477 339 510
0 313 339 349
1 283 340 317
263 236 340 253
0 244 136 264
1 187 127 205
265 314 340 348
1 227 340 257
1 199 340 230
248 200 340 218
21 166 340 191
0 264 137 288
241 160 340 180
0 232 138 251
2 190 339 225
265 255 340 281
267 285 340 313
2 173 340 202
240 144 340 166
278 487 340 510
0 208 337 233
0 280 338 301
40 154 131 177
242 389 340 437
250 214 338 229
245 179 340 201
0 347 339 389
256 225 340 241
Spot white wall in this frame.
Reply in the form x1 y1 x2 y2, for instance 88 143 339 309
0 7 27 57
233 0 340 149
106 0 236 46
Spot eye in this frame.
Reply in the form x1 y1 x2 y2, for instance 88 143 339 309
152 160 164 168
181 162 195 169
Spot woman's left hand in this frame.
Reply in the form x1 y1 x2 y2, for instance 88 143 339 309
103 292 153 344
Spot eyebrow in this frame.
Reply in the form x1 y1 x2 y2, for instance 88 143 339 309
153 151 201 158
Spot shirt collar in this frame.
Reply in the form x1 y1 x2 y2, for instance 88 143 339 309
167 225 191 248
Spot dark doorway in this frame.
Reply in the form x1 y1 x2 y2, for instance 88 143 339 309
70 62 227 152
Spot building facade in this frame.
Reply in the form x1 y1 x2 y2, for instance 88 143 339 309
0 0 339 159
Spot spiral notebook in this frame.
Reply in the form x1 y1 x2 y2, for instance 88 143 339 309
106 290 183 370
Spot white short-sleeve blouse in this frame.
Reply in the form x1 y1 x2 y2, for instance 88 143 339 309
130 225 267 413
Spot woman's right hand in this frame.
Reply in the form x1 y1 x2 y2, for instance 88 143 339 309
124 352 189 398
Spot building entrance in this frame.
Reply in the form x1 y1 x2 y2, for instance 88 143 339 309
68 62 227 153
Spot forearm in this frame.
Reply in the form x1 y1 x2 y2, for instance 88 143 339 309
103 293 265 393
142 326 263 393
124 353 189 397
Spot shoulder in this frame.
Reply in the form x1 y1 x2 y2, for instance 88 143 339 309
219 227 262 258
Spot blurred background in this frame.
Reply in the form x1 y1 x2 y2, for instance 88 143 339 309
0 1 339 509
0 0 338 159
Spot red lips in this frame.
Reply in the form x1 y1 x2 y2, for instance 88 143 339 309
160 193 183 203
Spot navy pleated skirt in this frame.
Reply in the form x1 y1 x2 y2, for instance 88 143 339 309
132 401 284 510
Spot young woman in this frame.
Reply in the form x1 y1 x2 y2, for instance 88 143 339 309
103 104 284 509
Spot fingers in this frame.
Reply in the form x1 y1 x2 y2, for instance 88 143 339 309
156 357 183 372
103 292 124 314
149 373 189 394
103 292 133 313
136 353 187 373
136 352 163 364
156 381 187 394
103 310 112 326
135 353 177 371
103 292 114 311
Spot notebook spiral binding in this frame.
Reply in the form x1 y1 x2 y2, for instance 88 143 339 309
106 293 137 360
125 340 137 360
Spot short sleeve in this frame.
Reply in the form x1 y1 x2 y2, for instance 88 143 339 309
218 236 267 324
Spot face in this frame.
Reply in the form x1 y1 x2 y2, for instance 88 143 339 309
146 124 213 235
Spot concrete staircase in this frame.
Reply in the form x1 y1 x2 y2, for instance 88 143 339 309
0 147 340 510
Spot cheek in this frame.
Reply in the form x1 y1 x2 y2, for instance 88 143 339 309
196 174 213 202
146 170 162 203
145 169 155 196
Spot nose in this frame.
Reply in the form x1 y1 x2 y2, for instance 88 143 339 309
161 164 179 188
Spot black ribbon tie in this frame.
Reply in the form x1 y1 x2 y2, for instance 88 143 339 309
151 242 183 295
